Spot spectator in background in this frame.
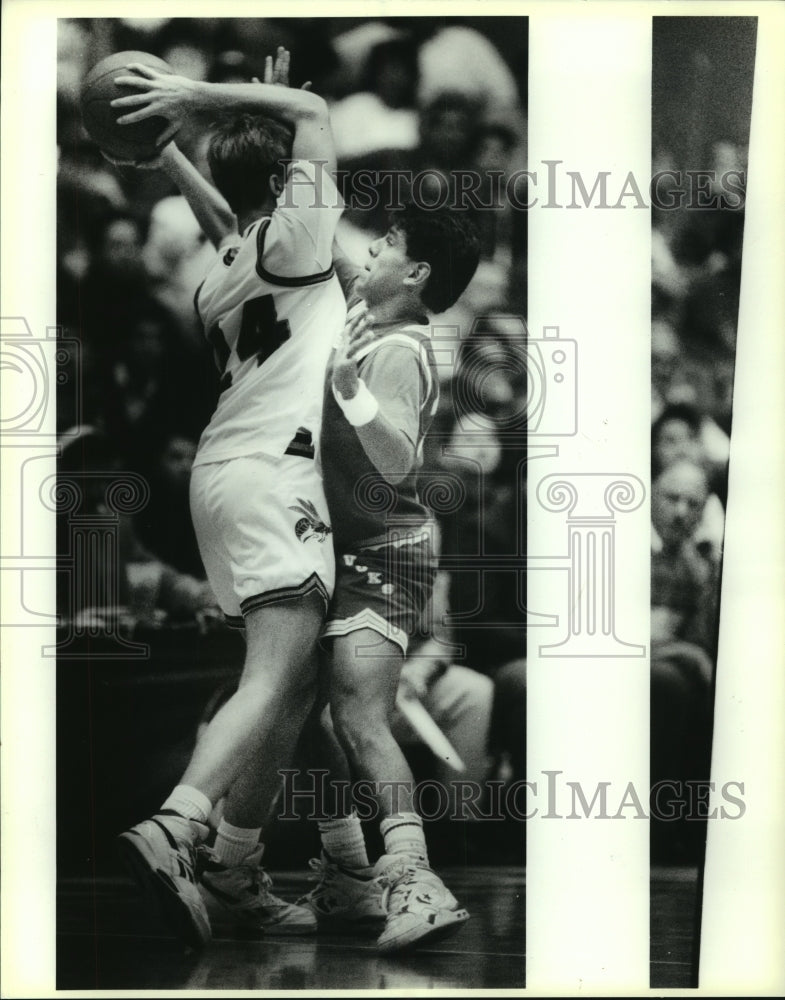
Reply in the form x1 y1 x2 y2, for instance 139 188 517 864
136 434 206 579
470 122 524 251
329 35 420 160
209 49 256 85
80 211 148 339
651 460 718 647
102 305 212 471
57 151 129 330
681 259 742 357
142 194 217 348
57 427 217 630
450 318 528 426
671 140 747 273
326 21 526 338
392 637 495 807
651 317 682 422
651 402 726 562
417 23 520 114
650 459 717 859
434 410 526 785
418 91 483 177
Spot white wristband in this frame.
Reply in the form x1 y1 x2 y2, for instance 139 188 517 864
334 379 380 427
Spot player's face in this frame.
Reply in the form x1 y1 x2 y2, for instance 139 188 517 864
355 226 416 306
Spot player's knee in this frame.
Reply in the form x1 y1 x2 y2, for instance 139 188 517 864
238 666 318 719
330 698 391 760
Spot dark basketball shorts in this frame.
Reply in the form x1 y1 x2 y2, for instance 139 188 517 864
322 529 436 654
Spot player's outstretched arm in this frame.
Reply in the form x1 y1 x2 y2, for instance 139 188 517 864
331 237 363 297
102 142 236 248
157 144 237 247
332 311 417 485
112 48 336 172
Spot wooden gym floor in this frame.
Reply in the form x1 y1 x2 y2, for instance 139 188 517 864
56 865 699 990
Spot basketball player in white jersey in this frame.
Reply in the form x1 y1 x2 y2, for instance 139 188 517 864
111 49 346 946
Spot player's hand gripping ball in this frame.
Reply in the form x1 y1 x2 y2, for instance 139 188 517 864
80 51 177 163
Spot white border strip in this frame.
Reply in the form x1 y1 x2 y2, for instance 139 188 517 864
526 13 651 991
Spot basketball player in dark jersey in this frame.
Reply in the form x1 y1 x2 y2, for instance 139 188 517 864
298 205 481 953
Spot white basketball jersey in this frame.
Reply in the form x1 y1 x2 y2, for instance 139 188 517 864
193 160 345 467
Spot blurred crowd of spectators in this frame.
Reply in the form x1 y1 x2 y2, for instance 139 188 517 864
56 18 744 857
56 17 528 848
649 136 746 857
56 14 527 601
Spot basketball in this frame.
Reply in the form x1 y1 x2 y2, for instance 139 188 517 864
80 51 175 161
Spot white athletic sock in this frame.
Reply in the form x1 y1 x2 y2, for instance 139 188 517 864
380 812 429 865
160 784 212 825
318 813 370 870
213 819 262 867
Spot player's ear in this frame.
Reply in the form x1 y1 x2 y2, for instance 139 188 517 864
404 261 431 290
269 175 284 199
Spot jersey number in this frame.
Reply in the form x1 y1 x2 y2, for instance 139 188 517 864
208 295 291 392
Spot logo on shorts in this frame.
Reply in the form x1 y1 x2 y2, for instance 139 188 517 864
289 498 332 543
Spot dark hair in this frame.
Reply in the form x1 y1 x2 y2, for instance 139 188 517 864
652 402 703 442
390 203 481 313
362 37 419 105
207 114 293 216
651 402 704 477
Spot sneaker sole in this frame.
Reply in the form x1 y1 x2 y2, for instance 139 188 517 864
377 907 470 954
117 832 211 950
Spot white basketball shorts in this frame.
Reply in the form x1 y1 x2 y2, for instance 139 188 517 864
190 451 335 626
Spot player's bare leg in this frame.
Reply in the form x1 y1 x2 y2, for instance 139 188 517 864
294 696 388 928
119 591 325 943
219 664 318 829
329 630 414 814
182 592 323 803
317 628 468 951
